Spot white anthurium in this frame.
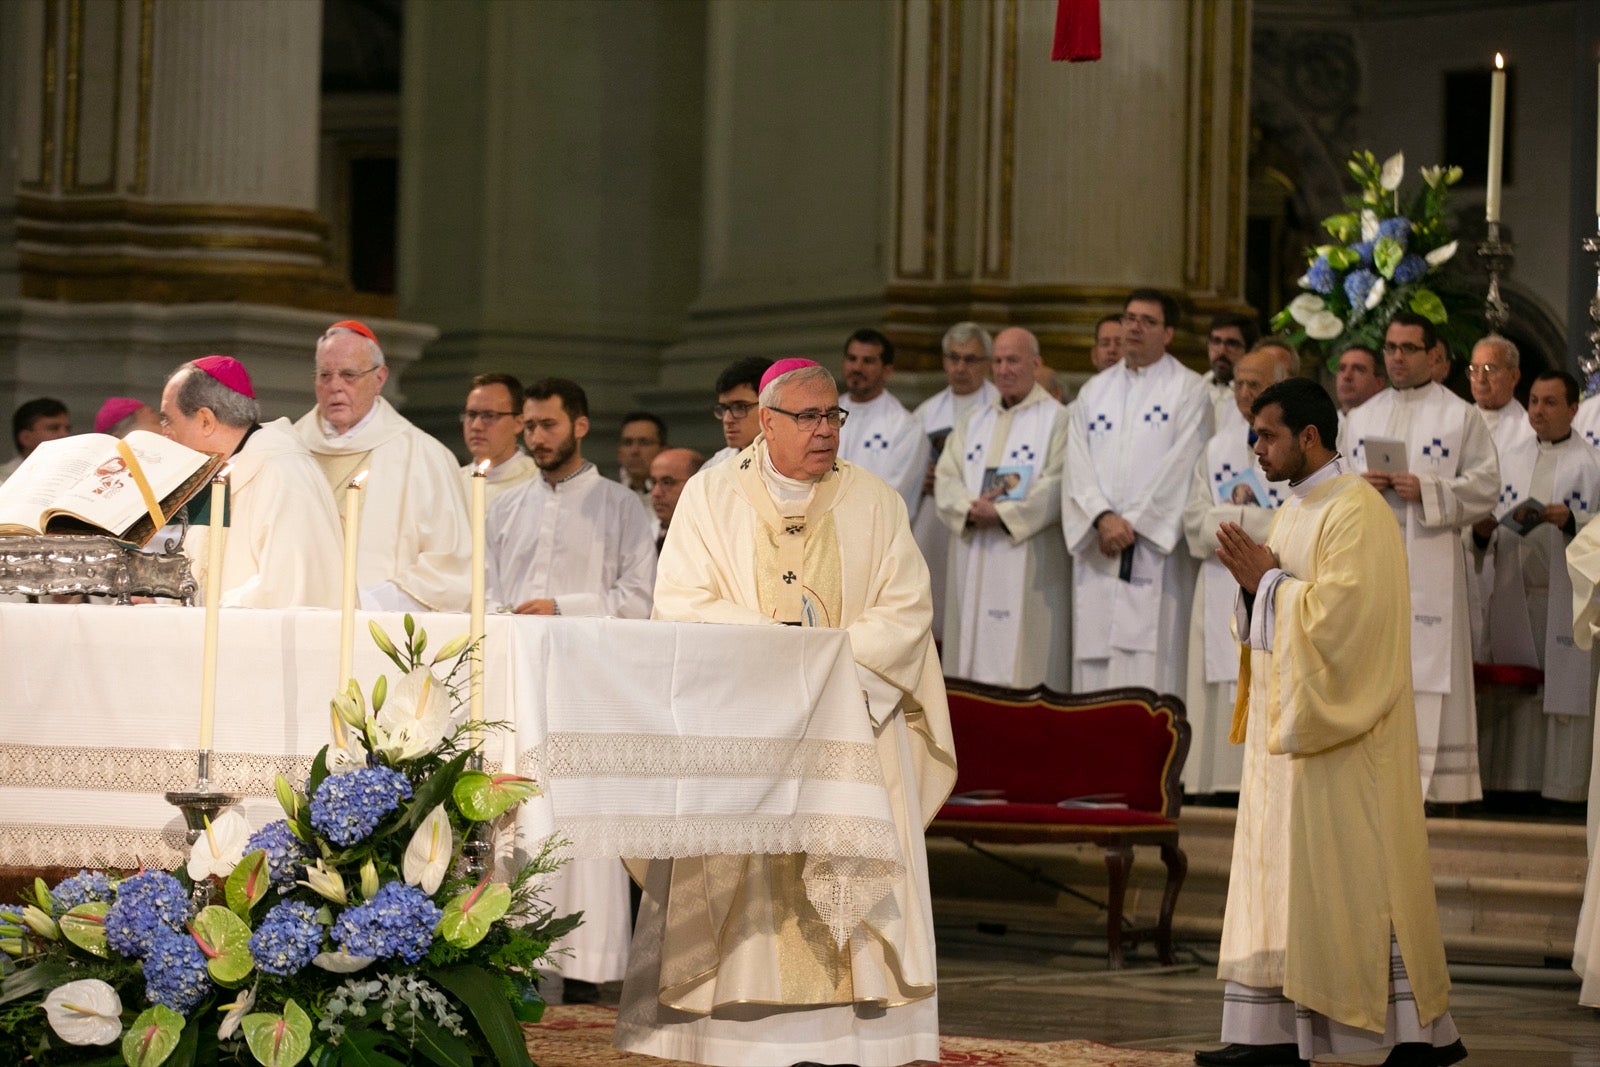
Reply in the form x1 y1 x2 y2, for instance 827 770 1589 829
1379 151 1405 192
43 979 123 1046
1361 209 1380 243
1297 273 1313 290
1305 311 1345 341
217 985 256 1040
1425 240 1458 268
312 951 375 973
403 804 453 895
1365 277 1386 311
1288 293 1326 325
186 809 251 881
373 667 455 762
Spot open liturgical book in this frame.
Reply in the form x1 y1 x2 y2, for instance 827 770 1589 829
0 430 225 546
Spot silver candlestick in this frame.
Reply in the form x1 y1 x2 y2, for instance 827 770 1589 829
1477 220 1515 333
1582 224 1600 397
164 749 243 845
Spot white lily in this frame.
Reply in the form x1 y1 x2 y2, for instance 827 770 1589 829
1297 273 1313 290
403 804 453 895
1305 311 1345 341
43 979 122 1046
186 809 251 881
1287 293 1326 325
298 860 348 905
1365 277 1386 311
1425 240 1458 267
373 666 456 762
217 985 256 1040
312 951 375 973
1379 151 1405 192
327 731 369 775
1361 209 1379 243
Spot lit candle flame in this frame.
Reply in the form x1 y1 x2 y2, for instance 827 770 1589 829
1495 52 1504 70
212 461 234 484
348 469 369 490
473 458 492 477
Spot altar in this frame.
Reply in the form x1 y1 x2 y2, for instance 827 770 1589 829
0 603 900 927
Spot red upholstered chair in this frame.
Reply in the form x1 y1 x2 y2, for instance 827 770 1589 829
929 680 1191 968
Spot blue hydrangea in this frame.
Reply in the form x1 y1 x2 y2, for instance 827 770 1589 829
250 900 324 977
1392 253 1429 285
143 928 213 1013
52 870 116 911
1343 269 1381 312
331 882 442 965
104 871 190 959
245 820 315 890
310 767 413 847
1377 216 1411 246
1351 241 1375 267
1305 256 1336 294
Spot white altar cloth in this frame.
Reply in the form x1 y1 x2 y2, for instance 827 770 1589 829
0 604 900 933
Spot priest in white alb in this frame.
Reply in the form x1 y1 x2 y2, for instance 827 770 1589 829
1064 289 1210 694
1340 311 1497 804
1473 369 1600 802
459 372 536 504
1563 500 1600 1008
158 355 344 608
1200 377 1462 1067
1181 346 1290 797
294 320 471 613
615 358 956 1067
934 326 1071 690
1465 334 1532 655
911 322 999 636
837 328 929 515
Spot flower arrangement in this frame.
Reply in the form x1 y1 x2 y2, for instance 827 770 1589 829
0 617 575 1067
1271 150 1483 367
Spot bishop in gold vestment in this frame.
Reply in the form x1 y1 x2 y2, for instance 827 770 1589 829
614 360 956 1067
1201 378 1461 1067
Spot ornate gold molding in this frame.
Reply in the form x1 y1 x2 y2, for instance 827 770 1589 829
941 0 962 279
1223 0 1248 295
978 0 1015 281
63 0 123 193
17 194 330 236
895 0 942 280
16 221 327 257
22 0 61 192
133 0 152 194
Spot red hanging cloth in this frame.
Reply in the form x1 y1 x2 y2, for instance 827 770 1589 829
1051 0 1102 63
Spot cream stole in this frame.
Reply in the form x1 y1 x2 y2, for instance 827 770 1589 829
733 441 844 626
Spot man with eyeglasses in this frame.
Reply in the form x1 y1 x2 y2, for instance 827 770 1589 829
935 326 1072 689
458 372 535 505
1464 335 1531 651
294 320 470 613
1339 310 1498 805
621 358 953 1067
1201 312 1260 432
1181 344 1292 799
702 356 773 470
1472 366 1600 805
911 321 999 635
646 447 703 553
837 328 929 515
616 411 666 506
1064 288 1210 695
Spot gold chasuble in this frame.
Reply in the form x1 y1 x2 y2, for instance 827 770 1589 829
1219 470 1451 1033
618 436 957 1067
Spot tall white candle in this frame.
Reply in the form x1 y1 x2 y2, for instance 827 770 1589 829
198 466 230 752
1486 52 1506 223
470 459 489 727
337 471 369 692
1594 61 1599 216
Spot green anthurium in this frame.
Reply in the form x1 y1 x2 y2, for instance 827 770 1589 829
452 771 541 822
122 1004 184 1067
242 999 313 1067
190 906 255 985
1409 288 1448 324
1373 235 1403 279
226 850 271 920
1325 246 1360 271
58 902 109 958
439 876 512 949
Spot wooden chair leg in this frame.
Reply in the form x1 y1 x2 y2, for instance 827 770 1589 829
1157 842 1188 966
1103 844 1133 969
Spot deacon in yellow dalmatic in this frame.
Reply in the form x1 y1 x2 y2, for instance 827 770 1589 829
1200 378 1462 1067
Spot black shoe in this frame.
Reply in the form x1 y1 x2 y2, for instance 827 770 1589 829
1194 1043 1302 1067
561 978 600 1004
1383 1039 1468 1067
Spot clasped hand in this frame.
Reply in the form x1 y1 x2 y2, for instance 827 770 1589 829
1215 522 1277 594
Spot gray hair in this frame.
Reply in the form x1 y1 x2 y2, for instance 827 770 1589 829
171 365 260 428
759 364 837 409
317 325 386 367
108 409 147 438
1475 334 1520 369
942 321 993 358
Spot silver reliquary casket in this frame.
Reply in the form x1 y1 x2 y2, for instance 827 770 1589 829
0 519 196 604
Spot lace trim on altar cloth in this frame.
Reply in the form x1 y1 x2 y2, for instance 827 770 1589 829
529 734 886 784
0 744 313 795
0 825 189 871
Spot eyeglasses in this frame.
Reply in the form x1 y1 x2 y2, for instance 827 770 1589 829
944 353 990 366
1121 313 1163 329
712 401 757 420
1231 379 1268 394
619 436 660 448
1382 342 1428 357
315 366 381 386
1467 364 1508 379
460 410 520 424
1209 336 1247 351
647 476 684 491
768 406 848 432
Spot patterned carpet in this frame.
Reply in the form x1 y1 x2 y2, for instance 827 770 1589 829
522 1004 1200 1066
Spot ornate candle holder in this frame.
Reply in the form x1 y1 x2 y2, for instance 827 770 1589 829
461 748 492 879
164 750 243 845
1477 220 1515 334
1582 226 1600 397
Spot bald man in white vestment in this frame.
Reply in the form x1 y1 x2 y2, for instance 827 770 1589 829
294 321 470 613
615 359 955 1067
837 328 929 516
1065 289 1210 694
159 356 343 609
1340 313 1497 804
